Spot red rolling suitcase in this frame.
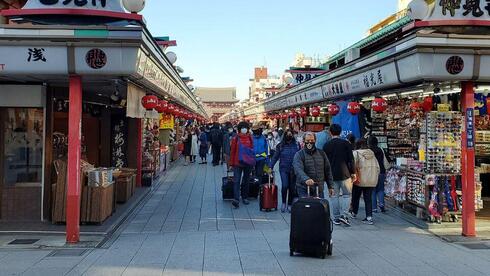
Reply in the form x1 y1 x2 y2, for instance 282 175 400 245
259 174 278 212
290 185 333 259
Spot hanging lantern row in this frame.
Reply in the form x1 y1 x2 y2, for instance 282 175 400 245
141 94 204 121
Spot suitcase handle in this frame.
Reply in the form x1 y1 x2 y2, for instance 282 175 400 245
306 184 320 198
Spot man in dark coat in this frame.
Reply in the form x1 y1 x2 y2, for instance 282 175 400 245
210 122 224 166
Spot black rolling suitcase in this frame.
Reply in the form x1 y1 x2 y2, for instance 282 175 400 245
290 185 333 259
222 172 234 200
248 177 260 199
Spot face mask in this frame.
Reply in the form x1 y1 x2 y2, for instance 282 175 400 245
241 128 248 134
228 128 233 133
268 135 273 139
305 142 315 150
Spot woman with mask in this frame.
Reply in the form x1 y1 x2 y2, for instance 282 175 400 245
229 121 255 208
267 131 279 159
270 130 300 212
182 128 192 166
190 128 199 163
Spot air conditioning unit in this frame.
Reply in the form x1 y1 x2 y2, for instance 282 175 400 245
345 48 360 63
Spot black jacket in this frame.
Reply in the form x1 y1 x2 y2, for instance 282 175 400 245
370 146 387 174
209 127 223 145
323 137 355 181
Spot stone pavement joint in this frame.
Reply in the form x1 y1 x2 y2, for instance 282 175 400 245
1 159 490 275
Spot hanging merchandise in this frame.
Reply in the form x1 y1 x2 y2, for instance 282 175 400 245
347 101 361 115
328 104 340 116
372 97 388 113
141 94 158 110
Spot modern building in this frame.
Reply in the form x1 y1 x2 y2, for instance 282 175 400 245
248 67 285 104
195 87 239 122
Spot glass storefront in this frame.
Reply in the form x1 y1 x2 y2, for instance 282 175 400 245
0 108 44 221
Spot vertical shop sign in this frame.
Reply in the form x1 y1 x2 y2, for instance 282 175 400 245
111 117 128 168
466 108 475 149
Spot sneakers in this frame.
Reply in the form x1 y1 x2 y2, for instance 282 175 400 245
348 211 357 219
232 200 239 209
333 219 341 225
339 216 351 227
362 217 374 225
242 199 250 205
281 203 287 213
373 208 379 213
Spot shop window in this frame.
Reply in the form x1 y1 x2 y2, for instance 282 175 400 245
0 108 44 221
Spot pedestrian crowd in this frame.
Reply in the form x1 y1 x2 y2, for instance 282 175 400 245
181 121 390 225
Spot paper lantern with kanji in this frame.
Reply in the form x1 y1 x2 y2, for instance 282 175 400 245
311 107 321 117
289 110 298 118
347 102 361 115
155 100 168 113
281 113 288 120
372 98 388 113
167 104 175 115
141 94 158 110
328 104 340 116
300 107 308 117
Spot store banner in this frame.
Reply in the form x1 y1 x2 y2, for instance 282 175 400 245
159 114 174 130
331 101 361 139
111 116 128 168
424 1 490 21
126 83 159 119
23 0 126 12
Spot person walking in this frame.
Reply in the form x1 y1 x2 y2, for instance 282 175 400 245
223 122 236 171
266 130 279 159
315 126 331 150
182 128 192 166
368 136 391 213
210 122 223 166
230 121 255 208
190 128 199 163
293 132 334 199
270 129 300 212
350 138 380 225
198 126 208 164
323 124 355 226
252 124 268 181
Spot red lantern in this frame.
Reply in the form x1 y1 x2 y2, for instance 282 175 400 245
300 107 308 117
155 100 168 113
141 94 158 110
328 104 340 116
372 98 388 113
422 97 433 112
281 113 288 120
289 110 298 118
311 107 321 117
347 102 361 115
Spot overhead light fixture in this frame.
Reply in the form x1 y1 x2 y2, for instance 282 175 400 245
400 89 424 96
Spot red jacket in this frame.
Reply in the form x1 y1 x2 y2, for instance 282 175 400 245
230 133 254 167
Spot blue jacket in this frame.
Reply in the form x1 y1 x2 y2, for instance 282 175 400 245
199 132 208 145
253 135 267 161
315 130 331 150
270 141 300 171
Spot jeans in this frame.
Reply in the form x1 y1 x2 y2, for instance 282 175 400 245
255 159 266 179
279 170 295 205
233 166 252 201
352 185 374 218
331 179 353 220
372 173 386 210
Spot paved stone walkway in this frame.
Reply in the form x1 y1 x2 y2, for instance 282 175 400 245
2 160 490 275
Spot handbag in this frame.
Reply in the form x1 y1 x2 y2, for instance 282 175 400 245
238 137 256 167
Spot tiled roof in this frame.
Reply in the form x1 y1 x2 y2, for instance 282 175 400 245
195 87 239 103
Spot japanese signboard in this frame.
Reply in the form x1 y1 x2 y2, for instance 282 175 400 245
159 114 175 130
466 108 475 149
427 0 490 20
0 46 68 74
23 0 126 12
290 71 326 86
111 116 128 168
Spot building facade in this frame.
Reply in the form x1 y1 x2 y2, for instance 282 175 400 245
195 87 239 122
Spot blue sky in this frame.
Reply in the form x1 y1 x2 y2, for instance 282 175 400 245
143 0 398 100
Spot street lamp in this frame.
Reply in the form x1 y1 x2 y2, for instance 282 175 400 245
122 0 146 13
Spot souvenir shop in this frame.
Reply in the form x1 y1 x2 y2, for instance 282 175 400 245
261 4 490 235
0 0 207 242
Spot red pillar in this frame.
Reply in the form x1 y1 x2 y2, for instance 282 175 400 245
136 119 143 187
461 81 476 237
66 75 82 243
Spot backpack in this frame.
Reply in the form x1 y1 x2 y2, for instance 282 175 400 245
210 129 221 144
354 150 380 187
237 136 256 167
